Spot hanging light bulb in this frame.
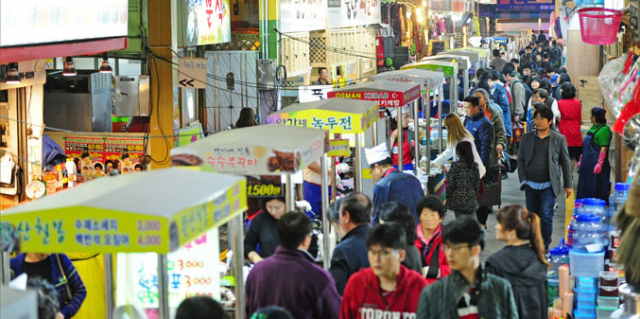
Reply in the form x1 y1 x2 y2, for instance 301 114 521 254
422 0 427 7
5 63 21 85
406 11 412 19
62 57 77 77
98 53 113 74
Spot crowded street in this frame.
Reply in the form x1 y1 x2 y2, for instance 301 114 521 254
1 1 640 319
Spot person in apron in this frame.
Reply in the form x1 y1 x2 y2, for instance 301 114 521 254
577 108 612 201
389 105 415 172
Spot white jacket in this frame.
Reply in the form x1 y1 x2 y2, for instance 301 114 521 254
431 137 486 178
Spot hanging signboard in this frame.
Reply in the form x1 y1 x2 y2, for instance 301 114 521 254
328 139 351 157
298 85 333 103
327 87 421 107
281 0 327 32
0 1 128 48
246 176 283 198
185 0 232 46
497 0 554 11
178 58 208 89
430 0 451 11
327 0 381 28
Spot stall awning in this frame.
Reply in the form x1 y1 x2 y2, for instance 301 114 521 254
327 81 421 107
0 37 128 64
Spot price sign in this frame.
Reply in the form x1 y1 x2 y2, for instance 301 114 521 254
328 139 350 157
246 176 283 198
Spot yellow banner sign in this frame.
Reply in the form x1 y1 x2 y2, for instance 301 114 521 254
328 139 351 157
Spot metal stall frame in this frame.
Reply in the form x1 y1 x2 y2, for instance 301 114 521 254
421 55 472 98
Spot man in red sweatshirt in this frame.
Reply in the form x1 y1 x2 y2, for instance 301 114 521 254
340 223 427 319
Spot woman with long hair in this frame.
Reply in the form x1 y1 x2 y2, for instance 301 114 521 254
236 107 258 128
431 114 485 178
486 205 549 319
557 82 583 171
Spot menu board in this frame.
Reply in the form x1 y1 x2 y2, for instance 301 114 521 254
64 135 146 176
115 230 221 312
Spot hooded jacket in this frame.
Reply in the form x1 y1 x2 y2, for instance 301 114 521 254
485 244 549 319
340 265 428 319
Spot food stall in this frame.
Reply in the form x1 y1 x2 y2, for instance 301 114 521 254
438 49 481 76
421 54 472 96
370 69 446 174
170 125 330 268
400 61 459 115
451 47 491 69
326 81 421 175
1 168 248 319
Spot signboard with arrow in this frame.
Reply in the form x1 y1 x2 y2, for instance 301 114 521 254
178 57 208 89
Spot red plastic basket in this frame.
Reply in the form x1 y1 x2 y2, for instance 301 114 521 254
578 8 623 45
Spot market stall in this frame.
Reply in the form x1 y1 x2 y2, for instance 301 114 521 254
483 36 513 60
169 125 330 268
451 47 491 69
326 81 421 174
421 54 472 96
370 69 447 175
438 49 480 75
1 168 248 319
400 61 459 115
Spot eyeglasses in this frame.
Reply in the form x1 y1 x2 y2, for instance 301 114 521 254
442 243 470 252
368 248 399 258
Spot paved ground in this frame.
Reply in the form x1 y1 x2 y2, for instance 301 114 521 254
440 168 573 261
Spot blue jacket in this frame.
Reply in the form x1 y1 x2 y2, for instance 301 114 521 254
330 225 370 295
246 247 341 319
11 254 87 319
372 170 424 223
491 83 513 137
465 112 494 168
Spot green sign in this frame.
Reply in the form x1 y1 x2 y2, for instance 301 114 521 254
421 64 455 76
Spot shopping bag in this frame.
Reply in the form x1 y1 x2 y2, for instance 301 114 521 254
477 166 502 207
511 121 525 144
500 152 518 173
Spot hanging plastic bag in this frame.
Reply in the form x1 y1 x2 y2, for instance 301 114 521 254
598 53 629 114
614 77 640 134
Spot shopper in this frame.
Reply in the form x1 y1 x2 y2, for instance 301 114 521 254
577 107 612 201
389 105 416 172
530 89 560 125
415 218 518 319
244 197 318 263
504 68 526 124
414 195 450 284
557 82 583 171
486 205 549 319
378 202 423 274
475 88 507 168
431 114 485 178
245 212 341 319
517 107 572 249
235 107 258 128
490 49 508 71
554 74 572 100
176 296 225 319
340 224 427 319
366 143 423 223
11 253 87 319
488 70 512 140
330 192 372 295
446 141 481 219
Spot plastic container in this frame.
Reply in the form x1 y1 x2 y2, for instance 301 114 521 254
576 286 598 300
548 278 560 306
600 285 620 297
548 246 570 279
571 250 606 278
609 183 630 216
577 296 597 309
575 308 597 317
596 306 618 319
574 214 605 253
597 296 620 308
578 276 598 289
600 271 619 287
578 8 624 45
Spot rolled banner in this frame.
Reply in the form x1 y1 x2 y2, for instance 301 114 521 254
559 265 570 304
562 292 574 317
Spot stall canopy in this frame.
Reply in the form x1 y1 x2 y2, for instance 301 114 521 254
400 61 459 77
370 69 445 93
266 98 380 134
438 50 480 64
170 124 328 175
326 81 421 107
0 168 247 254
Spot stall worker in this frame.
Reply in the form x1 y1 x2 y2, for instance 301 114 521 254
388 105 415 172
577 107 612 201
366 143 424 223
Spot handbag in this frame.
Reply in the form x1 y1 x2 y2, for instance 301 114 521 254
477 170 502 207
55 254 73 305
511 121 525 144
501 151 518 173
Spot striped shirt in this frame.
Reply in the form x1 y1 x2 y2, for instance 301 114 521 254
457 287 479 319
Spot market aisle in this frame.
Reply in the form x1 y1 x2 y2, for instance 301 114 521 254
441 169 569 261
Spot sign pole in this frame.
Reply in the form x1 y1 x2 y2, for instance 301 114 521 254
286 174 296 212
232 214 246 319
355 133 364 192
413 99 420 175
157 254 170 319
321 154 331 270
397 106 403 172
425 92 431 176
105 254 114 319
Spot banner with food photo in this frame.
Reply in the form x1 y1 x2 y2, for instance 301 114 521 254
170 124 328 176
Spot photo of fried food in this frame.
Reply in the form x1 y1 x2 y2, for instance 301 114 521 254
273 150 295 172
267 157 280 172
171 153 203 166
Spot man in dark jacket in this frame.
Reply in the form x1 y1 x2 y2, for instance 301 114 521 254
416 218 518 319
518 108 572 249
330 192 372 295
365 143 424 223
488 70 513 140
245 212 341 319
